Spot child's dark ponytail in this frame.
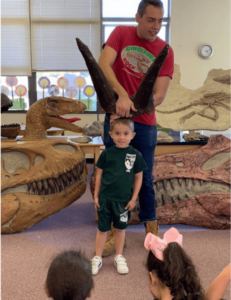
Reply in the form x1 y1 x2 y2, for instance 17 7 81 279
147 242 204 300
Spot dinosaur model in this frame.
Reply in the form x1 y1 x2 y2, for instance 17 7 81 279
76 38 169 115
1 96 88 233
155 66 230 131
1 139 86 233
90 135 230 229
22 96 87 140
213 75 231 85
156 92 230 124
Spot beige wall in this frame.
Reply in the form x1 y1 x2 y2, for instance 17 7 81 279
171 0 231 90
2 0 230 131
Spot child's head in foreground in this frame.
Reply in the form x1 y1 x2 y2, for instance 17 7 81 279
145 228 204 300
46 250 94 300
109 117 135 148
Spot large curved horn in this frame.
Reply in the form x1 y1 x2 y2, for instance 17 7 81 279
131 44 169 116
76 38 169 116
76 38 117 112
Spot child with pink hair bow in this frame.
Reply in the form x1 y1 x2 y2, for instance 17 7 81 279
144 227 230 300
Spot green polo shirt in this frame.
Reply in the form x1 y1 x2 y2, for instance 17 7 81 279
96 145 147 202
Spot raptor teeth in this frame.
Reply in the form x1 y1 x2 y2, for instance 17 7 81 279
52 178 60 193
193 179 197 185
42 179 49 194
185 178 189 187
178 178 183 186
22 163 85 196
66 171 72 183
48 178 57 193
71 168 78 179
27 182 31 192
37 180 43 194
170 179 175 190
61 173 69 187
156 181 161 191
69 171 75 184
162 193 166 203
32 182 37 194
163 180 168 191
200 180 204 186
54 177 63 192
48 185 52 195
29 185 34 195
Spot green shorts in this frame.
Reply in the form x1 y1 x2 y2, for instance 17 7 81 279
97 197 131 232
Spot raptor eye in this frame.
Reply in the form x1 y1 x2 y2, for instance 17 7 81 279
47 98 58 108
202 152 230 170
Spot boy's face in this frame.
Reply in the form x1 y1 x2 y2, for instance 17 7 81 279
109 123 135 148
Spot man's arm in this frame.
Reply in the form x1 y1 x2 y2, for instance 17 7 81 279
98 45 137 118
204 264 231 300
153 76 171 108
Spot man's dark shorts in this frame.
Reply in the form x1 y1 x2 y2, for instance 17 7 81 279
97 197 131 232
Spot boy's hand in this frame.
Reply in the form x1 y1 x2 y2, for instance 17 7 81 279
125 199 136 211
94 197 100 209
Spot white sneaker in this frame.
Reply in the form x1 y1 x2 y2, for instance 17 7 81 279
91 256 102 275
114 255 129 274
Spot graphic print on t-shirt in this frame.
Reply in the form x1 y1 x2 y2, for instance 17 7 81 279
125 153 136 172
121 46 155 76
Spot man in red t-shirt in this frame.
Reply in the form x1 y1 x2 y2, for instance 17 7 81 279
99 0 174 256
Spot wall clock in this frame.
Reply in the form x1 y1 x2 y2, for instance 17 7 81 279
198 44 214 59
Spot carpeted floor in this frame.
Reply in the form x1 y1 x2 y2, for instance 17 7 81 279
1 164 230 300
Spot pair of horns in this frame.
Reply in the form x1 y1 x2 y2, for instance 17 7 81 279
76 38 169 116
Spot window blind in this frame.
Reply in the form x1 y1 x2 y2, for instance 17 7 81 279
1 0 32 76
30 0 101 71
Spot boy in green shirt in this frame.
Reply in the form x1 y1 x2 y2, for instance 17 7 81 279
91 118 147 275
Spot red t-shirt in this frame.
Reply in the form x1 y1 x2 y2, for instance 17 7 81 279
104 26 174 125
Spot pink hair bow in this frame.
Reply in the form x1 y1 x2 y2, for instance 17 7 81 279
144 227 183 261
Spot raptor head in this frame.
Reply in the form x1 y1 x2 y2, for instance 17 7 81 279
24 96 87 140
45 96 86 116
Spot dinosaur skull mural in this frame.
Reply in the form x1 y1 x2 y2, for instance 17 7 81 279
1 139 86 233
153 134 230 229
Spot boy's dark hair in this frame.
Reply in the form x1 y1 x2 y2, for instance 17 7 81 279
137 0 163 17
110 117 134 132
46 251 94 300
147 243 204 300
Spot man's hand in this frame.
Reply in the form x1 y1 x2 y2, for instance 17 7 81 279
125 199 136 211
109 113 122 123
94 196 100 209
116 95 137 117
